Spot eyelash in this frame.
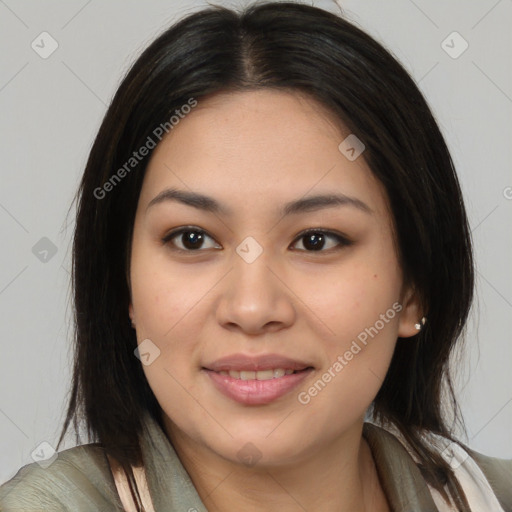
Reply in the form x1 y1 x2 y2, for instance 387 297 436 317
161 226 352 255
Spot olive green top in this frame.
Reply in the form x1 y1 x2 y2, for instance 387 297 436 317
1 410 511 511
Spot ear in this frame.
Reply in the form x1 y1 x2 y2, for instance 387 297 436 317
129 303 135 328
397 284 424 338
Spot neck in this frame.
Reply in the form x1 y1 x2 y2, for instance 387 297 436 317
164 419 388 512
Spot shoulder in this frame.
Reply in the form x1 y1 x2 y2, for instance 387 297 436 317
364 422 512 510
0 443 123 511
464 446 512 509
463 444 512 475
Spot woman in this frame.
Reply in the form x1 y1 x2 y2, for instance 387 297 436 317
1 2 510 511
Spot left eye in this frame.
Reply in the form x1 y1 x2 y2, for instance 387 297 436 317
162 227 351 253
291 229 352 252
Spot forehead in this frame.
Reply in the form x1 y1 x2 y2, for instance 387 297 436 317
139 89 391 222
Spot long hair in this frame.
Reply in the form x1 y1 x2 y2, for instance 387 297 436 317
57 2 474 508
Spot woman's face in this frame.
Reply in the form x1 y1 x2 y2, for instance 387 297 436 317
129 89 420 466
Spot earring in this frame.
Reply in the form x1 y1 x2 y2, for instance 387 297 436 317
414 317 427 331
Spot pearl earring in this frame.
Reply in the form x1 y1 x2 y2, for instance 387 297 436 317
414 316 427 331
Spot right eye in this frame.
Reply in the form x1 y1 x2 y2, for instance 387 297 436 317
161 226 221 253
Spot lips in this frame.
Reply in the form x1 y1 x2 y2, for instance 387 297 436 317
203 353 312 372
220 368 295 381
202 353 314 405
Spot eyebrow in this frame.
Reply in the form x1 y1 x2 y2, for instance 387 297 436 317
146 187 373 217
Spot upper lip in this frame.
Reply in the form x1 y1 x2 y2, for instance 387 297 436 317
203 353 313 372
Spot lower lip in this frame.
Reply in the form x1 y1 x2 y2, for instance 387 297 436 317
203 368 313 405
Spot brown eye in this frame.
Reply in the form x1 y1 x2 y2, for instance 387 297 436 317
291 229 352 252
162 227 220 252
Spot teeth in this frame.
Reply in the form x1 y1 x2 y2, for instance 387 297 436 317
221 368 298 380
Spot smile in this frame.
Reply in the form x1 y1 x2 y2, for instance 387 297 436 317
217 368 296 380
203 366 314 405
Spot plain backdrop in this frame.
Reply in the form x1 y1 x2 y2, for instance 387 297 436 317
1 0 511 484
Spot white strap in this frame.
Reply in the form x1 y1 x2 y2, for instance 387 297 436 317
107 454 155 512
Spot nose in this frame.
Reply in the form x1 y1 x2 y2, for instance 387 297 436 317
215 251 296 336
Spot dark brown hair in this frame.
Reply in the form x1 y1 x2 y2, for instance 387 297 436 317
58 2 474 509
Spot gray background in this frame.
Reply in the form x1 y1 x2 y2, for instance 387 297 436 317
0 0 511 484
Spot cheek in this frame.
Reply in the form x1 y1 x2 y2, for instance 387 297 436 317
131 255 209 429
130 243 209 394
295 301 400 437
292 247 402 413
296 250 402 347
130 239 206 336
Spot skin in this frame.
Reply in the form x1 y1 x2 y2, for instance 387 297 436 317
128 89 422 512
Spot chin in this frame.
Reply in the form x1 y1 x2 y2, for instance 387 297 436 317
208 424 313 467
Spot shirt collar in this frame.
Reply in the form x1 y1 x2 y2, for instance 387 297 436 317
362 422 439 511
